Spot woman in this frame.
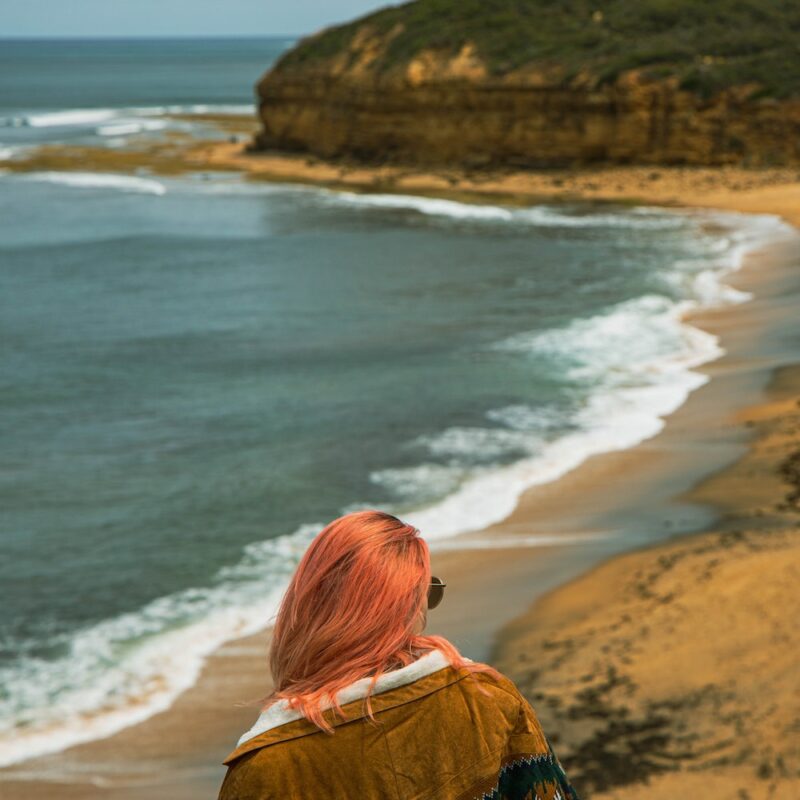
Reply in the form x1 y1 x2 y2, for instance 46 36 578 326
218 509 580 800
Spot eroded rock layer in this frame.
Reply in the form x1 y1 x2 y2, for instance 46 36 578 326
253 8 800 168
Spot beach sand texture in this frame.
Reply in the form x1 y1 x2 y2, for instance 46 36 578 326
492 366 800 799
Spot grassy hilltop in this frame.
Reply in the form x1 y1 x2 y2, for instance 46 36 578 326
277 0 800 100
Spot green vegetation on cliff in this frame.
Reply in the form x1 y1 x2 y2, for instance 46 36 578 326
278 0 800 99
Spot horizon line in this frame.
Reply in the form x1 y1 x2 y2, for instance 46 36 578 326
0 33 302 41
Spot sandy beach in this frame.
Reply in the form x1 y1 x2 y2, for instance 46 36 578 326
492 364 800 799
2 134 799 798
192 140 800 228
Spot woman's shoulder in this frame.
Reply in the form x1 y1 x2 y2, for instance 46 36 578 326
461 659 522 699
453 661 529 706
446 663 556 765
456 663 550 731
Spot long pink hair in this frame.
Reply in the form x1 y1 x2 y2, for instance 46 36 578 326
259 509 503 734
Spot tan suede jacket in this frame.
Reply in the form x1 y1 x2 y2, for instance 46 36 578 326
217 647 580 800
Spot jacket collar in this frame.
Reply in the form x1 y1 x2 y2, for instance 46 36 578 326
224 647 470 765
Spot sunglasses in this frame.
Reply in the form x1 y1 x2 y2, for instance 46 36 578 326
427 576 447 610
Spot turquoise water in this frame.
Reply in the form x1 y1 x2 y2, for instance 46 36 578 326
0 37 787 763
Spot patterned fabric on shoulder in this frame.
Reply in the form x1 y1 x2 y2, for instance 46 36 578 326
459 736 581 800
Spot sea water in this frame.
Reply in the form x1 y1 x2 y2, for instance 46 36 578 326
0 37 793 765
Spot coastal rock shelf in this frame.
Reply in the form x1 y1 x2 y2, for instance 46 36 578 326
252 2 800 168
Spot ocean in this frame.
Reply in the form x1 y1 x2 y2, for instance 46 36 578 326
0 37 792 765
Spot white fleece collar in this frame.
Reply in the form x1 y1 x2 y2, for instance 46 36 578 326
238 647 463 746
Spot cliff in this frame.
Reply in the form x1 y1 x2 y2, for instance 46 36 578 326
253 1 800 168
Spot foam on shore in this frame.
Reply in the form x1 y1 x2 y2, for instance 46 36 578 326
0 104 255 130
20 171 167 195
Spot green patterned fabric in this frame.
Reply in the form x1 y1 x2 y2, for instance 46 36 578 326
484 738 581 800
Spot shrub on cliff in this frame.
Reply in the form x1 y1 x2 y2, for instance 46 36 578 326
277 0 800 100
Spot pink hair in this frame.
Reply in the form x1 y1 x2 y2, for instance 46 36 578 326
258 509 503 734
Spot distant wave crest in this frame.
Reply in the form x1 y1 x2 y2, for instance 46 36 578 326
318 189 689 229
0 104 255 130
22 171 167 196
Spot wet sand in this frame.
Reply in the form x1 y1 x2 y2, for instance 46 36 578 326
1 138 799 798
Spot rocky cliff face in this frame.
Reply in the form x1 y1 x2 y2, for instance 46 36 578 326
253 27 800 169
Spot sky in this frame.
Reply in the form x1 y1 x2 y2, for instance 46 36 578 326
0 0 395 38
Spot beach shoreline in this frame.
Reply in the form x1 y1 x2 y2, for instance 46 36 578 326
2 133 799 798
3 122 800 227
194 140 800 229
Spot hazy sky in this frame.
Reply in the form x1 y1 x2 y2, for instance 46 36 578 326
1 0 394 38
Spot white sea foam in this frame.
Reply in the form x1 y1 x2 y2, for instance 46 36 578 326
324 190 516 220
0 203 794 768
369 463 468 504
21 171 167 196
515 204 687 229
184 177 299 195
493 293 713 374
0 523 320 768
135 103 256 116
19 108 120 128
317 189 689 228
692 268 753 304
96 119 168 137
412 426 537 461
189 103 255 115
485 403 569 433
0 104 255 129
